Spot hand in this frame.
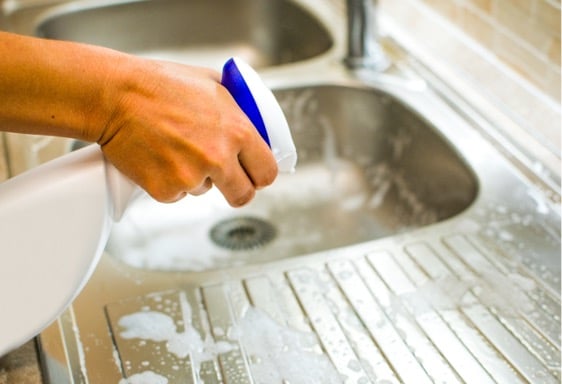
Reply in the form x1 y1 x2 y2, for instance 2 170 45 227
96 59 278 206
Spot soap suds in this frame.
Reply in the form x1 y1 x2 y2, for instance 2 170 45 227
118 296 236 381
233 307 342 384
118 371 168 384
119 312 176 342
117 296 340 383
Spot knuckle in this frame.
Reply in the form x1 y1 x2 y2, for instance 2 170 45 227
147 187 175 203
228 187 255 207
257 164 278 188
201 147 228 175
190 178 213 196
231 119 254 143
143 176 188 203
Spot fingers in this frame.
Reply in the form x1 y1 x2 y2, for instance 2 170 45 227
238 140 278 190
167 191 187 203
146 136 276 207
190 177 213 196
101 60 279 207
212 119 278 206
214 166 256 207
157 150 275 207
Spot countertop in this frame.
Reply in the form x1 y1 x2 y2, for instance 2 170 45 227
0 341 42 384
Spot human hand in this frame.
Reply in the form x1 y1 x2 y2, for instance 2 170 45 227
96 59 278 207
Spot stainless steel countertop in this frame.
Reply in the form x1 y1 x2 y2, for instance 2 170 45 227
1 1 559 383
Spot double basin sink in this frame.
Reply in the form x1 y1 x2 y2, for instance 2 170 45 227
35 0 477 271
9 0 559 383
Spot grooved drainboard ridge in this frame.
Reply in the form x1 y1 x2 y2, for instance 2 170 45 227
105 234 560 383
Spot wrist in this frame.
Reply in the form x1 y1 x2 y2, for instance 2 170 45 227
92 52 158 147
82 48 142 145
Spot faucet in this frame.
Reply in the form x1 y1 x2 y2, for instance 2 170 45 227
344 0 389 71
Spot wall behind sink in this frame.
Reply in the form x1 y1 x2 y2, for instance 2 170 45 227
385 0 561 102
381 0 560 171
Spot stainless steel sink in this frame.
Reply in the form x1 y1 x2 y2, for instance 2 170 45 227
106 84 477 271
34 0 333 69
2 1 559 383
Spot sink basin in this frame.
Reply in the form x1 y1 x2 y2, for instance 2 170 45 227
106 84 478 271
34 0 333 69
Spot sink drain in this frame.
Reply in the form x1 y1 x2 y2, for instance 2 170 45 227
210 216 276 250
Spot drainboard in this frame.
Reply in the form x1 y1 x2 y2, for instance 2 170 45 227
103 234 559 383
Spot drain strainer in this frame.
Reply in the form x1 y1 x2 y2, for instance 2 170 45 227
210 216 276 250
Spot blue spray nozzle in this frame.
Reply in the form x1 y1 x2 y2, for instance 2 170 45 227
220 57 297 173
221 58 271 147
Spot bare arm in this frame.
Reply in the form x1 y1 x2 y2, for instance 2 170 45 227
0 31 277 206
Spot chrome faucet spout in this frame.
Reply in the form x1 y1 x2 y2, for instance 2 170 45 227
345 0 389 70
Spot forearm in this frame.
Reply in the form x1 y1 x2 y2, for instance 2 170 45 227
0 31 129 142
